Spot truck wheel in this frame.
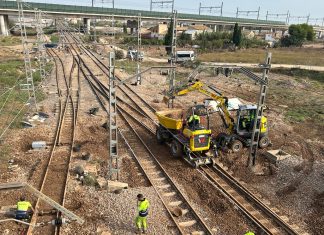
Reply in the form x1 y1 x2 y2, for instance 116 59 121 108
230 140 243 153
156 127 165 144
259 136 270 149
171 139 182 157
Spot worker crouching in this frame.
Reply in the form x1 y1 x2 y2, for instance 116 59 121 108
16 196 34 221
135 194 150 234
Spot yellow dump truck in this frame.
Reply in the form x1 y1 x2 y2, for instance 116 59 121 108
155 106 217 168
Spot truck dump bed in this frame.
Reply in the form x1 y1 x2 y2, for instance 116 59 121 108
155 109 184 130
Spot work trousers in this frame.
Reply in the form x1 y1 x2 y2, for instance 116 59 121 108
135 216 147 230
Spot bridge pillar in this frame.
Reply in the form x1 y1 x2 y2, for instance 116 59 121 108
0 15 9 36
83 18 91 34
318 31 323 39
213 25 217 32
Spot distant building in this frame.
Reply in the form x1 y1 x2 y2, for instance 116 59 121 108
150 23 168 39
242 31 255 39
183 25 212 40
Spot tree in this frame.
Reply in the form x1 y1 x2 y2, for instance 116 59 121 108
164 19 173 54
232 23 242 46
281 24 315 47
123 24 127 34
177 32 192 47
300 23 315 41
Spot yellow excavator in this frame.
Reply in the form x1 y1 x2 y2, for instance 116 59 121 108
171 81 270 153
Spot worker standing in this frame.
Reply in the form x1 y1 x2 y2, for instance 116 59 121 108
135 194 150 234
16 196 34 220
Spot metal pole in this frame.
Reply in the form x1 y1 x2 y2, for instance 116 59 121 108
257 6 260 20
108 52 119 181
169 10 177 108
220 1 223 16
150 0 153 11
322 17 324 27
137 13 142 85
199 2 201 15
266 10 268 21
248 52 271 167
307 14 310 24
17 0 38 112
286 10 290 25
236 7 239 18
92 0 94 7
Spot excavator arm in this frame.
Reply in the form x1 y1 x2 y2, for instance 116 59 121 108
175 81 235 132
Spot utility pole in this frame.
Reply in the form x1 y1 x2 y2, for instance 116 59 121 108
150 0 174 12
17 0 38 111
169 10 177 108
35 9 46 82
286 10 290 25
248 52 272 167
236 7 261 20
266 11 290 23
136 13 142 85
198 1 223 16
108 52 119 181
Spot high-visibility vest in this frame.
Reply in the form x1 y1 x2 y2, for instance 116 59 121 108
138 199 149 217
245 232 255 235
17 201 32 211
188 115 200 123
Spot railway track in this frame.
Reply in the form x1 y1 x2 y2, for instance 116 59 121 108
26 49 80 235
65 33 157 119
198 165 304 235
61 30 305 235
74 51 214 235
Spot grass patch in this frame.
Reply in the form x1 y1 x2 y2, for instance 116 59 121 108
0 59 52 131
50 34 59 43
0 60 24 86
272 68 324 84
199 47 324 66
285 106 324 124
0 36 21 46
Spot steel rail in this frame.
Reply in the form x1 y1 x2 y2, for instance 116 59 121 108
27 49 79 235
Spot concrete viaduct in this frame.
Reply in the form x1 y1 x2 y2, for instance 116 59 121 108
0 1 289 35
0 1 323 37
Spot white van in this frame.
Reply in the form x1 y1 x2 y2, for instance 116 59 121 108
175 51 195 63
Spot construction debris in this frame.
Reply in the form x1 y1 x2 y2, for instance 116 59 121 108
264 149 292 163
31 141 47 150
89 107 99 115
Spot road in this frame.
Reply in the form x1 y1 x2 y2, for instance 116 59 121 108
202 62 324 72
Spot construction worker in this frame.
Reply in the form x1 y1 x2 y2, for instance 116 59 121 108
187 114 200 128
135 194 149 234
16 196 34 220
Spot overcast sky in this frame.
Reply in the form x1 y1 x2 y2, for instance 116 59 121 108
24 0 324 24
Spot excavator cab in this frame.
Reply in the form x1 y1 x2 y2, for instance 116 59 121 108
232 105 269 150
236 105 268 137
182 105 212 152
236 105 257 135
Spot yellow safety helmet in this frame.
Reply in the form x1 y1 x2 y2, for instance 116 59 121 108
245 232 255 235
